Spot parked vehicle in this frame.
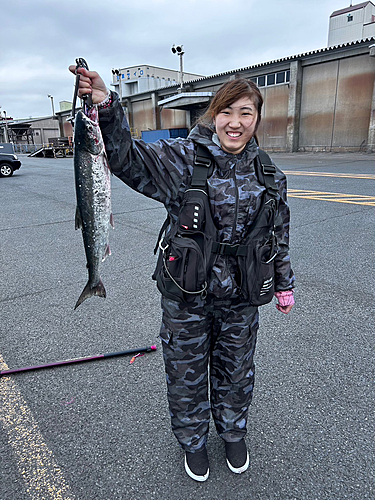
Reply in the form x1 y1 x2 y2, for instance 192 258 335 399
0 153 22 177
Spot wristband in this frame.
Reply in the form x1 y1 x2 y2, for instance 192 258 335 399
98 90 112 109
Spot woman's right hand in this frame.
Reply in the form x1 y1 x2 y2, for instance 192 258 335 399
68 65 108 104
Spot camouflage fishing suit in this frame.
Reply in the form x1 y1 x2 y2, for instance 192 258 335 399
160 295 259 451
99 92 295 451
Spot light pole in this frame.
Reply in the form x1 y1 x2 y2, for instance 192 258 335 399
1 110 9 142
111 69 122 100
171 44 185 90
47 94 55 117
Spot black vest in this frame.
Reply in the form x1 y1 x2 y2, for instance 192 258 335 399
152 144 280 305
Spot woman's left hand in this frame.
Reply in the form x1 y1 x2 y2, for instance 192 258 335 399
274 290 294 315
276 303 294 314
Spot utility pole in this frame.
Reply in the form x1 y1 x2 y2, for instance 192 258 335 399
171 44 185 90
1 110 9 142
48 94 55 117
112 69 123 101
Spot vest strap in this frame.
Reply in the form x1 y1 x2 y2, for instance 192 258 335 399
256 149 279 197
191 144 213 188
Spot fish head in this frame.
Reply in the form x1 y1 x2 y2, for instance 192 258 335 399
74 109 103 156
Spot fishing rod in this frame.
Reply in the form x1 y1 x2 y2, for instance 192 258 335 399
0 345 157 377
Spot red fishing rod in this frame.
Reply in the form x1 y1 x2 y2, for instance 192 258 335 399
0 345 157 377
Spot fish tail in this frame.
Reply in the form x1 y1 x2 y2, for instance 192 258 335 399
74 279 106 310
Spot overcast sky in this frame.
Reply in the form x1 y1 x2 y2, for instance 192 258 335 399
1 0 351 119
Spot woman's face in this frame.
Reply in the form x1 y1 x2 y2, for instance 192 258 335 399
214 96 258 155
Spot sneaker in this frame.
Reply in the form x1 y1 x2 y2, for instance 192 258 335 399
225 439 250 474
184 447 210 482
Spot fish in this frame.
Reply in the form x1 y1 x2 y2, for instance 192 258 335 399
73 106 113 309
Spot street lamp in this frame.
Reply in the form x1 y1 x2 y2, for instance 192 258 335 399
1 109 9 142
47 94 55 117
111 69 122 100
171 44 185 89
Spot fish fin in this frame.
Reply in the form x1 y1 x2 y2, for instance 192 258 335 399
75 207 83 230
102 245 111 262
74 279 106 310
110 213 114 228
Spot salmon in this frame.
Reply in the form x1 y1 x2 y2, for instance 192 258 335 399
73 106 113 309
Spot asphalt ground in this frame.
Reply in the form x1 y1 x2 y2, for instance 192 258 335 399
0 152 374 500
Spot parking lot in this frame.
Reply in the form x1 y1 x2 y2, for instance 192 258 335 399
1 152 374 499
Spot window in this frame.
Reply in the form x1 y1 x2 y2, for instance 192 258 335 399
347 14 353 22
252 71 290 87
267 74 275 85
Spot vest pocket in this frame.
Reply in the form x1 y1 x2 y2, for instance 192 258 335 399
240 234 277 306
154 233 208 302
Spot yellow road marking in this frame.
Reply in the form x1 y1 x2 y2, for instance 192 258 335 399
288 189 375 206
284 171 375 180
0 355 74 499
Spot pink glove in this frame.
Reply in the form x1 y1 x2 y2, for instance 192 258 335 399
274 290 295 314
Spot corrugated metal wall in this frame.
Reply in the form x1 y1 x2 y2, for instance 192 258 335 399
160 109 187 129
132 100 155 134
299 61 338 148
258 85 289 150
299 54 375 150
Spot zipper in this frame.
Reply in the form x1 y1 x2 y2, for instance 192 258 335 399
231 161 239 243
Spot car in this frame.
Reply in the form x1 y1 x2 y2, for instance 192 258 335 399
0 153 22 177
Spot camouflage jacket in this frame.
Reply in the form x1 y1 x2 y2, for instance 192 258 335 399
99 93 295 299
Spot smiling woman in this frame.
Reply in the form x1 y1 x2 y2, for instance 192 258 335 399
69 65 295 482
214 97 258 154
198 77 263 153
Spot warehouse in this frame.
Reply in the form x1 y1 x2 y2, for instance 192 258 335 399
113 37 375 153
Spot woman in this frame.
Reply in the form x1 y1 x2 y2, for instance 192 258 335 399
69 65 295 482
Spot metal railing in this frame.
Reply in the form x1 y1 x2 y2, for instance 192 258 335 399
13 143 45 154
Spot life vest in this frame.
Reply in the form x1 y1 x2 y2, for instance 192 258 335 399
152 143 280 305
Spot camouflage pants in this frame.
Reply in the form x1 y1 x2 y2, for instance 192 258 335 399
159 295 259 452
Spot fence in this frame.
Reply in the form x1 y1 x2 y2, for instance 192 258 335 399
13 144 45 154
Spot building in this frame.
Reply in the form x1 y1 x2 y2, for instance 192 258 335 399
52 66 204 143
115 37 375 153
328 1 375 46
2 6 375 154
0 116 60 151
111 64 203 98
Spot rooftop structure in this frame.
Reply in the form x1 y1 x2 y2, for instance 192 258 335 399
328 1 375 46
110 64 203 98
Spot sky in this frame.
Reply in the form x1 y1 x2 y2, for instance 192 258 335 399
1 0 351 120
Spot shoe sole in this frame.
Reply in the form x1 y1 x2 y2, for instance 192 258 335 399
184 455 209 482
226 452 250 474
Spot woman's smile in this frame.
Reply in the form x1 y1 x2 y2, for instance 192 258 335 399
214 96 258 154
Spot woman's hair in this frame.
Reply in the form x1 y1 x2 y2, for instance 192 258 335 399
198 77 263 133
